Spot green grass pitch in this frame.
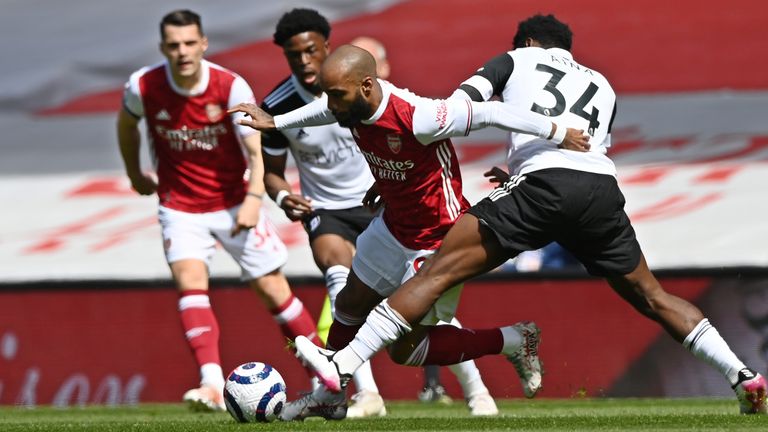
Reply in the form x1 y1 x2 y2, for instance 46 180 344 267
1 399 766 431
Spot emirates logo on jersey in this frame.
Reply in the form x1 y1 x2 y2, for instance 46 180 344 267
205 103 224 122
386 134 402 154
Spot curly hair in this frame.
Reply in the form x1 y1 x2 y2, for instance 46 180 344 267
273 8 331 46
513 14 572 50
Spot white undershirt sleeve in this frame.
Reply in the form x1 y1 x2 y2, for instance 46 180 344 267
469 100 553 140
412 97 555 145
273 95 337 129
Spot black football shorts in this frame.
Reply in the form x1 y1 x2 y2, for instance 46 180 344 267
302 206 377 244
468 168 641 276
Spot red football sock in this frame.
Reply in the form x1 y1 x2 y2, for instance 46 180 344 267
326 320 363 350
423 326 504 365
178 290 221 367
270 294 321 347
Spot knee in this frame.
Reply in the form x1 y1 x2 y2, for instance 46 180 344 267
387 340 416 365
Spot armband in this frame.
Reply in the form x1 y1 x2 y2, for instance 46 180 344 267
246 192 264 200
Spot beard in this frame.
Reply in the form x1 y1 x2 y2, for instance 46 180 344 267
335 94 372 128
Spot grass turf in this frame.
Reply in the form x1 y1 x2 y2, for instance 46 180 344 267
1 399 766 431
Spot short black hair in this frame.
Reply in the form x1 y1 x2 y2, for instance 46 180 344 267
513 14 572 50
273 8 331 46
160 9 203 40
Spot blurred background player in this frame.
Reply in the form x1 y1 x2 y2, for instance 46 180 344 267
116 9 320 412
259 8 384 418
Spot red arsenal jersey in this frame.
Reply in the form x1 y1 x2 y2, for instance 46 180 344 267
123 60 256 213
352 84 470 250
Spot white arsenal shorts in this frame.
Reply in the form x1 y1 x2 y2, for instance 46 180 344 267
158 204 287 280
352 215 462 325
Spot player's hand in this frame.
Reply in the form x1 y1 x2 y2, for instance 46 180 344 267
227 103 276 130
362 183 383 211
559 128 591 152
128 172 157 195
280 194 312 221
483 166 510 185
231 194 262 237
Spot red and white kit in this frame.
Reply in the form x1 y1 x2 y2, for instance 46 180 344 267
123 60 286 277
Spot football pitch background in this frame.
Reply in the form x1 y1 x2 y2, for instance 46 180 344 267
2 400 766 431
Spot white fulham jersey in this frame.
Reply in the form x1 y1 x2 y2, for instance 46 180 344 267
261 75 374 210
456 47 618 176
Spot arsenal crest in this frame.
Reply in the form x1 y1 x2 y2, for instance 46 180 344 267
205 103 224 122
386 134 402 154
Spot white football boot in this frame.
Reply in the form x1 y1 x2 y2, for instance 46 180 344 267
294 335 350 392
466 392 499 416
182 385 225 412
504 321 543 398
346 389 387 418
733 368 768 414
279 386 347 421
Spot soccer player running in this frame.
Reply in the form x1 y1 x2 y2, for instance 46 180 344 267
229 44 589 419
287 15 768 415
349 35 493 410
116 9 320 412
259 8 386 419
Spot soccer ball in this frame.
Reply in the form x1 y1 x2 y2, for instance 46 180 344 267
223 362 287 422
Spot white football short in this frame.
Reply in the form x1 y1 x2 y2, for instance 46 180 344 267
158 204 287 280
352 215 462 325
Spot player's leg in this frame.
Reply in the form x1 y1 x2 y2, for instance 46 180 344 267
418 365 452 404
330 213 512 383
563 171 766 414
443 317 498 415
159 206 225 411
280 270 385 421
307 209 384 417
216 207 320 369
308 233 355 344
606 255 767 414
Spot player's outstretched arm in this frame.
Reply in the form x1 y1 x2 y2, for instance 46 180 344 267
228 103 277 130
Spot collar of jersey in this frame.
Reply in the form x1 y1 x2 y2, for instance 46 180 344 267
545 47 573 60
290 75 321 104
362 78 390 125
164 59 210 97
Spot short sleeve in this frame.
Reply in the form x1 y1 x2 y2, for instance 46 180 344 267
457 52 515 102
122 69 145 118
227 75 258 138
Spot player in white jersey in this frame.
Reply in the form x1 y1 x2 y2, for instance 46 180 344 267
116 9 320 412
229 44 590 419
288 15 768 415
259 8 385 419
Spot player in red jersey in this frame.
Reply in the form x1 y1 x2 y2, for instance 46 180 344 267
229 44 589 419
116 9 320 412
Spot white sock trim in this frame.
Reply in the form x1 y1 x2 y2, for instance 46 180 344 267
179 294 210 311
273 297 304 324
